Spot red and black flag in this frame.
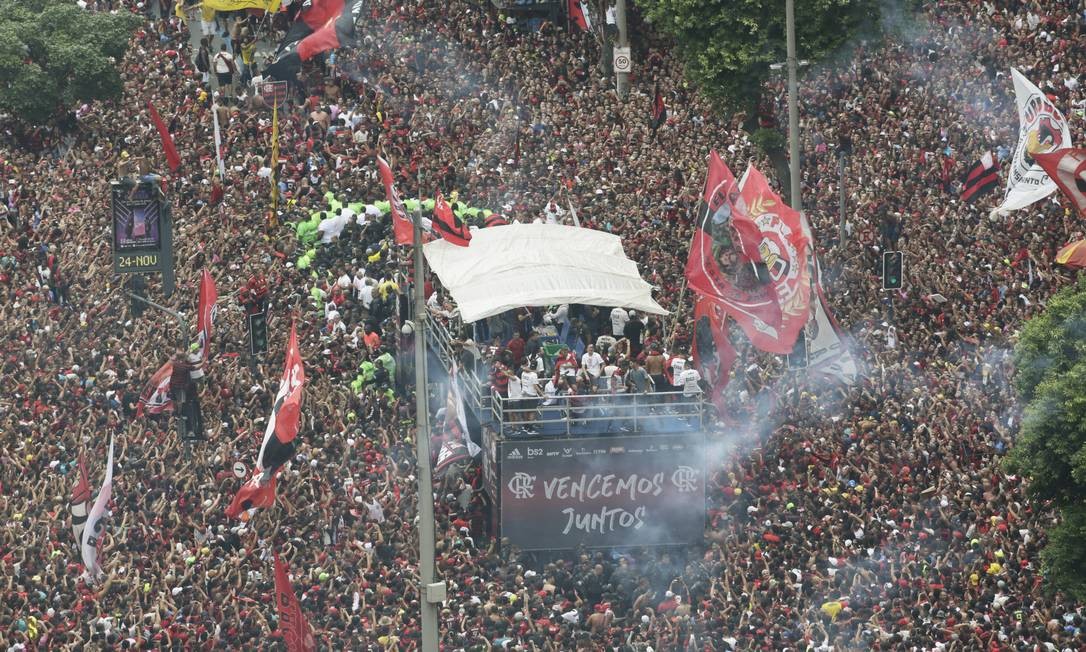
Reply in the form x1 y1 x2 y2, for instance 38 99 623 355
264 0 364 80
650 83 667 132
1033 148 1086 217
433 192 471 246
274 552 317 652
484 214 509 228
297 0 364 61
960 152 1000 203
226 321 305 520
685 151 783 352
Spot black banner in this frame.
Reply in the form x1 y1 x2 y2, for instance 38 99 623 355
499 434 705 550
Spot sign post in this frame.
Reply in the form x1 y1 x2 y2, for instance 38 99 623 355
111 179 175 297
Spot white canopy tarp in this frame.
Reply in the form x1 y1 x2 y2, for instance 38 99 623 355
422 223 668 323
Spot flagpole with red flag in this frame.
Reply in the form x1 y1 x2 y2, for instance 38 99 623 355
273 552 316 652
147 102 181 172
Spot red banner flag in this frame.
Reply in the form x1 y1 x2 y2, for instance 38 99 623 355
147 102 181 172
735 164 812 353
377 155 414 246
685 151 784 352
136 361 174 417
224 471 277 520
1033 148 1086 217
274 552 316 652
568 0 592 30
197 269 218 363
691 296 737 416
433 192 471 246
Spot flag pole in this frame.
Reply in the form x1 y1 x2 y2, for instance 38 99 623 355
411 167 441 652
667 276 688 352
269 102 280 229
673 156 712 352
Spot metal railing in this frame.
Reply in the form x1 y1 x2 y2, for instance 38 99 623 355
424 312 488 412
489 389 704 437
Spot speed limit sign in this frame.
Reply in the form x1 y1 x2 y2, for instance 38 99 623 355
613 46 632 73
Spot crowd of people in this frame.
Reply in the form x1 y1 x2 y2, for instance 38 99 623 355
1 0 1086 649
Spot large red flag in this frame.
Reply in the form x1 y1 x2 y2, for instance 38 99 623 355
432 192 471 246
274 552 317 652
147 102 181 172
136 361 174 417
685 151 783 352
197 269 218 363
224 472 277 520
299 0 344 30
377 155 414 246
691 296 737 416
735 164 812 353
1033 148 1086 217
259 321 305 473
227 321 305 521
297 0 362 61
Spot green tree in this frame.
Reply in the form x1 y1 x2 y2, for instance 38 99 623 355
1008 277 1086 601
633 0 879 111
0 0 140 125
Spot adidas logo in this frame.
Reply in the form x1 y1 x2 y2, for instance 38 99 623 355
507 448 523 460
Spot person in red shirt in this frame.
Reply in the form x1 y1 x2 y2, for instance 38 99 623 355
505 332 526 367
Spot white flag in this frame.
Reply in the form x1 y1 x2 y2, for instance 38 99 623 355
212 103 226 180
996 68 1071 213
81 434 115 584
568 200 581 228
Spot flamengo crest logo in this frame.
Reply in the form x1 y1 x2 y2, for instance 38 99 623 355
748 197 808 318
507 472 535 499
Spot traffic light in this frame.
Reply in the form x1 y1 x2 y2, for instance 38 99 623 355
882 251 904 290
128 274 147 319
248 311 269 355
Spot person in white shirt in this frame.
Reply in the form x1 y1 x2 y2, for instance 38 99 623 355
581 344 604 382
610 306 630 337
545 303 570 330
354 273 375 308
542 377 558 406
519 361 542 425
317 209 347 244
505 370 523 423
678 366 702 397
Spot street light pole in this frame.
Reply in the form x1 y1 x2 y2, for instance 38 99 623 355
615 0 630 99
411 200 442 652
785 0 802 213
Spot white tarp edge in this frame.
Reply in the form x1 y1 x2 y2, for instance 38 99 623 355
423 222 668 323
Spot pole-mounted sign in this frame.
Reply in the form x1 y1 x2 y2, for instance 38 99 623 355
111 179 175 297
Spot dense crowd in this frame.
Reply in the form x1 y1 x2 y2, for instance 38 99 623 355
1 0 1085 649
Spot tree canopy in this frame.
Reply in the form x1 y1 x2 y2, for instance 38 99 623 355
633 0 879 111
0 0 140 125
1008 277 1086 601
